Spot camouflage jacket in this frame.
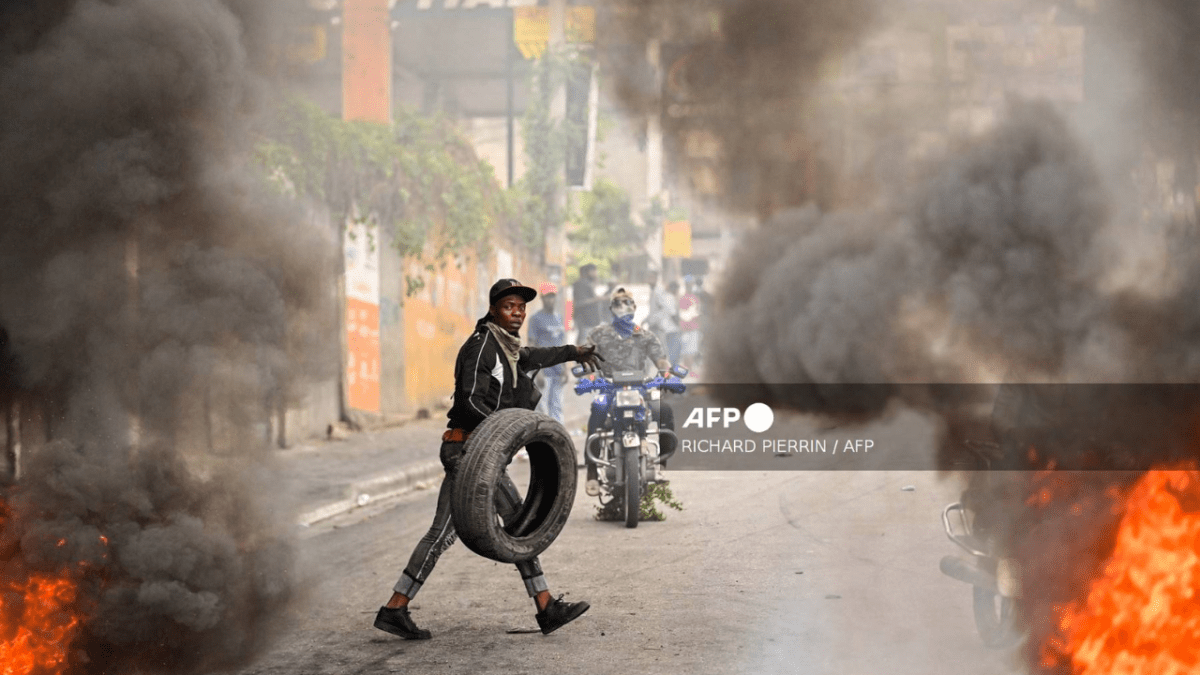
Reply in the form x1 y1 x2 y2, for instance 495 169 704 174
585 322 667 378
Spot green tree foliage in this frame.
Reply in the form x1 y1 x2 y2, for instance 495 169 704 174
568 177 644 264
594 482 684 522
254 96 517 268
516 52 576 250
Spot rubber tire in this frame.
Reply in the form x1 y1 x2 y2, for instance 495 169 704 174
623 449 640 529
972 585 1023 649
450 408 578 564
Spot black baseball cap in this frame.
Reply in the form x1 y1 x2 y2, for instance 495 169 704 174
489 278 537 305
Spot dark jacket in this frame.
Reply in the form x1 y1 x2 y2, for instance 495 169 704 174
572 277 602 331
447 316 578 432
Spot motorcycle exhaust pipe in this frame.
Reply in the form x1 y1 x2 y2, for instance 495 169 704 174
584 433 613 468
939 555 997 592
653 429 678 464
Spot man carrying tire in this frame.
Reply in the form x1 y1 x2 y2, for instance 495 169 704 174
375 278 603 640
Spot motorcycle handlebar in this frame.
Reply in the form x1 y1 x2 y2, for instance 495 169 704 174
573 375 686 396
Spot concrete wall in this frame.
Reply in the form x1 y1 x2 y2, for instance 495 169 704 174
462 117 527 189
379 231 408 416
283 378 341 445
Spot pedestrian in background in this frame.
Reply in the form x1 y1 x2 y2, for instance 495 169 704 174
646 270 680 367
678 278 702 372
693 276 713 369
571 263 605 344
529 282 567 424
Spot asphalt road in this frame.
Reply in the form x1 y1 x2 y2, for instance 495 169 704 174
226 465 1029 675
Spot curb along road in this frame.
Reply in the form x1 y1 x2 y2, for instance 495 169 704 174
295 459 445 528
293 407 591 529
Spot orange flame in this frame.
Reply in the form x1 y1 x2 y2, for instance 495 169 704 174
1041 467 1200 674
0 502 89 675
0 571 84 675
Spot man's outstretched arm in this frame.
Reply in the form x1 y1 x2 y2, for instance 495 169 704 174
521 344 603 372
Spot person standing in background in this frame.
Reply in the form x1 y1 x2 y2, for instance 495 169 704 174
693 276 713 369
678 278 702 372
571 264 605 344
646 270 680 367
529 282 567 424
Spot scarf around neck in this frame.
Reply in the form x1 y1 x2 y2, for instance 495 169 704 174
612 313 636 338
486 320 522 380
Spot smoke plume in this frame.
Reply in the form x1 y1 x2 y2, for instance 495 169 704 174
0 0 334 672
599 0 879 215
679 3 1200 670
708 100 1118 389
1104 0 1200 137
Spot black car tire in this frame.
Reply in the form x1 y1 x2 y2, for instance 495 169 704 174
451 409 578 563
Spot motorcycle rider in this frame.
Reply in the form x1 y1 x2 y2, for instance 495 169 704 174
374 279 603 640
581 287 675 497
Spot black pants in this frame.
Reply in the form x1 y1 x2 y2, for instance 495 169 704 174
585 401 675 479
392 441 547 599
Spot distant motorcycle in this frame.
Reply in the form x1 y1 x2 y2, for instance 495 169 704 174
572 365 688 528
939 440 1025 649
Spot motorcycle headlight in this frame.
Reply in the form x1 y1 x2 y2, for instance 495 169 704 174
615 389 644 408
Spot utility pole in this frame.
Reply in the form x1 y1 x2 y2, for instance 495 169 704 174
546 0 567 268
126 228 141 451
339 0 389 427
506 10 516 189
4 399 18 483
646 37 665 275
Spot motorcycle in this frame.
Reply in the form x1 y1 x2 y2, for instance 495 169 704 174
571 365 688 528
939 440 1025 649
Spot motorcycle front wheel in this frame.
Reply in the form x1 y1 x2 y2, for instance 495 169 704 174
623 449 640 528
972 585 1023 649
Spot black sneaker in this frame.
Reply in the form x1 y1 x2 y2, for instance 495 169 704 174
374 606 431 640
535 596 590 635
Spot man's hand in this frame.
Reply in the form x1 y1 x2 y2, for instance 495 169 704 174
574 344 604 373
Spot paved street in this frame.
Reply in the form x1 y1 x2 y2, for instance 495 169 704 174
229 382 1031 675
231 434 1028 674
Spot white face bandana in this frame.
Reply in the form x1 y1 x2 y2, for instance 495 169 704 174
610 296 636 318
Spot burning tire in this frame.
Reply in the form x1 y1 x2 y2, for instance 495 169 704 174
450 409 578 564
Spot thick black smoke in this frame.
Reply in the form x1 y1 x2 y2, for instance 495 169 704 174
694 8 1200 669
1104 0 1200 138
599 0 879 215
605 1 1200 671
0 0 333 672
709 101 1114 389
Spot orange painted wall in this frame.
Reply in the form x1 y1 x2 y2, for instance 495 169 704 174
402 243 549 410
402 253 477 408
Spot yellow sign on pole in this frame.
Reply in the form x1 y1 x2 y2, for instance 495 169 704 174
663 220 692 258
513 6 594 60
